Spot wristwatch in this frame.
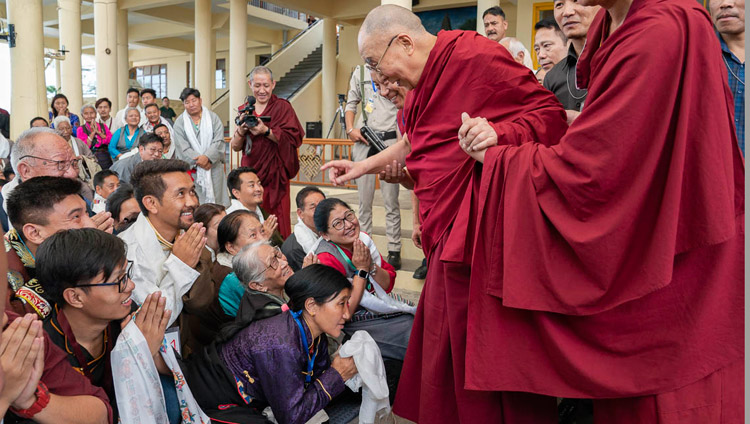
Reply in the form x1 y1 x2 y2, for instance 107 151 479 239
263 128 271 137
10 381 50 419
356 269 369 280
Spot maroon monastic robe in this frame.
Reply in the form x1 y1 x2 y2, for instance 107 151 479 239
393 30 568 423
240 94 304 238
465 0 744 415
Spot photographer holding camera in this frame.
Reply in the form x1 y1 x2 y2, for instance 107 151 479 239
230 66 304 239
344 64 402 269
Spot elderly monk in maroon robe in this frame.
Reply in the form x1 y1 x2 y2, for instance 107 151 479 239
230 66 304 239
459 0 744 421
322 5 569 423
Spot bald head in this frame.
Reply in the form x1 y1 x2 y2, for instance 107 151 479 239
360 5 426 40
358 5 435 91
11 128 77 182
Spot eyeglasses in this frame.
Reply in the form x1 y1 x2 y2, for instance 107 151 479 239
330 210 357 231
263 247 284 272
20 155 80 171
77 261 133 293
146 147 164 155
365 34 399 75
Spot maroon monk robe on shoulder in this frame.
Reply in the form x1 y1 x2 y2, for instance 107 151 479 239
393 30 568 424
240 94 304 238
466 0 744 417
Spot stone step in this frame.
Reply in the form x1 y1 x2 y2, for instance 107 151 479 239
370 233 425 262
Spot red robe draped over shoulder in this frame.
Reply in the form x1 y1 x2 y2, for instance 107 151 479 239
240 94 304 238
466 0 744 399
393 30 568 423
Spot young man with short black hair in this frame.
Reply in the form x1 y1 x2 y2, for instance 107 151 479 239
225 166 281 245
160 97 176 123
112 88 144 132
92 169 120 214
5 176 96 319
280 186 325 271
119 159 214 354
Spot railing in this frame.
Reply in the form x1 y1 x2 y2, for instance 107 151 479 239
249 0 308 21
211 19 321 108
223 137 357 189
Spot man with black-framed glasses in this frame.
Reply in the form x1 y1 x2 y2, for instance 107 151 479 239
36 228 179 423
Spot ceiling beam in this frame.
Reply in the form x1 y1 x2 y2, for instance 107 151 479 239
130 6 194 26
128 21 194 42
133 37 195 54
119 0 189 12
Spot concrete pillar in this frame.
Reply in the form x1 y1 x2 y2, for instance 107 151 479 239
321 18 337 138
381 0 411 10
194 0 212 97
58 0 83 114
476 0 499 33
228 0 247 135
55 61 62 92
117 7 129 108
210 30 217 103
94 0 118 107
6 0 47 140
189 53 195 88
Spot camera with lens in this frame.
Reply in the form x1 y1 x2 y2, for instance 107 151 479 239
235 96 271 128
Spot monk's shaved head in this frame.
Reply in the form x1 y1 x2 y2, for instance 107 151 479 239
357 5 436 91
360 5 426 39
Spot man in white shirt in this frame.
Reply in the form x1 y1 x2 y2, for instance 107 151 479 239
280 186 325 271
225 166 280 245
92 169 120 214
111 88 144 132
118 158 213 354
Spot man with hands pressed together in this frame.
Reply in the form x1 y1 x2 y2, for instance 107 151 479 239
230 66 304 239
119 159 214 355
0 229 111 423
173 88 229 206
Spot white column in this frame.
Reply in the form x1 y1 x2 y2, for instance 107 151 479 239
210 30 217 103
381 0 411 10
55 60 62 92
228 0 247 135
58 0 83 114
94 0 118 107
476 0 499 33
194 0 212 97
7 0 46 140
321 18 336 138
117 7 129 108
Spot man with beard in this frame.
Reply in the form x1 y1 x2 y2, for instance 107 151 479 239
119 159 214 354
482 6 508 42
229 66 304 239
711 0 745 154
322 5 568 422
544 0 600 123
225 167 282 246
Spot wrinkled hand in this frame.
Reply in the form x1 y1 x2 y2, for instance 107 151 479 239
458 112 498 153
262 215 278 240
411 223 422 249
134 292 172 357
172 223 206 268
194 155 212 170
91 211 114 234
378 160 414 189
565 110 580 125
302 253 319 268
347 128 367 145
351 239 371 270
321 160 366 186
0 314 44 410
331 354 357 381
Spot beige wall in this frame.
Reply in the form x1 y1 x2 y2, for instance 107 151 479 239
290 72 322 132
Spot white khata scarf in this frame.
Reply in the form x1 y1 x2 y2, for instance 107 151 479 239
181 107 215 203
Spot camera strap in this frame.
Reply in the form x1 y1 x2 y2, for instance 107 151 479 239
359 65 368 126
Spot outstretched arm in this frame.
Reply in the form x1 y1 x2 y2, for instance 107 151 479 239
321 135 411 186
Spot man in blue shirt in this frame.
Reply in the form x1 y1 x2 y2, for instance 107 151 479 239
710 0 745 154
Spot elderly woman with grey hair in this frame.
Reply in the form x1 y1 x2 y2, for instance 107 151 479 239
109 107 143 161
53 115 101 197
76 103 113 169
